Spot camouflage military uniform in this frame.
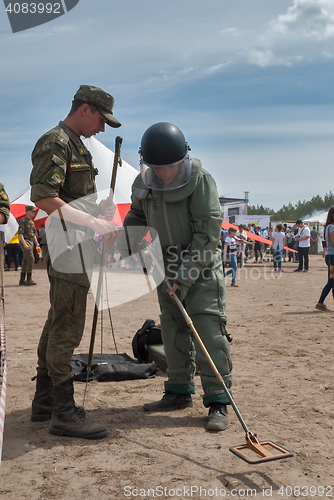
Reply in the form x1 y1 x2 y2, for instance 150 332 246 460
0 183 10 224
30 121 98 386
18 216 37 273
122 159 232 408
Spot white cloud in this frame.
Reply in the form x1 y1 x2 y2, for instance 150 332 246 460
247 48 280 67
246 48 303 67
245 0 334 68
269 0 334 39
220 27 243 36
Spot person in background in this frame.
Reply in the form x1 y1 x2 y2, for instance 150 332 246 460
5 230 21 271
224 227 241 286
271 224 287 272
253 226 263 263
37 222 46 244
286 227 295 262
310 226 319 255
320 227 326 258
236 224 247 267
18 205 40 285
0 183 10 225
294 219 310 272
315 207 334 312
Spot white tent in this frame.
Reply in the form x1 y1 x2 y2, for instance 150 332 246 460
304 211 328 225
83 137 138 205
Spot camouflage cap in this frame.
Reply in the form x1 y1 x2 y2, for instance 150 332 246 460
74 85 121 128
25 205 37 212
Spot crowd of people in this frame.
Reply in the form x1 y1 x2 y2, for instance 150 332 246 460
221 220 321 283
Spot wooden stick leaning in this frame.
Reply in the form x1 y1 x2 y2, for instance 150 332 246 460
83 136 123 406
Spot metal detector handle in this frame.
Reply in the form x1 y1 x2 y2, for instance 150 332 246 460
143 240 250 434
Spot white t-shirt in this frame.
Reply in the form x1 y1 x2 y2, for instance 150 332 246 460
298 226 310 248
236 230 247 242
272 231 285 250
225 236 238 255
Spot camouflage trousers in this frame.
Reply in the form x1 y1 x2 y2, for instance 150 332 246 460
157 264 233 408
20 240 35 273
36 275 89 386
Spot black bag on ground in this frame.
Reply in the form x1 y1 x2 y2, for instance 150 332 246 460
71 353 157 382
132 319 162 363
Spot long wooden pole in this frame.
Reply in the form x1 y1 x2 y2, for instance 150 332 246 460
83 137 122 405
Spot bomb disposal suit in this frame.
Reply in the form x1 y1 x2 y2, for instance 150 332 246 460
121 123 232 409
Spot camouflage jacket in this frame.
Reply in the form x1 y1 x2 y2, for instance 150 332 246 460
30 121 98 286
0 183 10 224
18 216 36 240
30 121 98 215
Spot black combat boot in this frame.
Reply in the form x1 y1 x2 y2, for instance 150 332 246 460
206 403 228 431
49 379 107 439
31 373 53 422
143 392 193 412
19 272 26 285
25 273 37 286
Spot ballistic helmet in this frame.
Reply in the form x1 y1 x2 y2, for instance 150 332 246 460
139 122 192 191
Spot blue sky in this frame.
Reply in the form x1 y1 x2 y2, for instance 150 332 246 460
1 0 333 210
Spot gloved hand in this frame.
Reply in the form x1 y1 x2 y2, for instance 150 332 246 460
167 281 190 302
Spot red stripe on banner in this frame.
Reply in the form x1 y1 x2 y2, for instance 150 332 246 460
0 299 7 466
221 220 298 254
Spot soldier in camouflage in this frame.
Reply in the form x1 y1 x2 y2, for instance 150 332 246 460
0 183 10 225
30 85 121 439
18 205 40 285
120 123 233 432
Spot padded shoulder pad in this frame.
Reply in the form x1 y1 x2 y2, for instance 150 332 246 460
132 173 150 200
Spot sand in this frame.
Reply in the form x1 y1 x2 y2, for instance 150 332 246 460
0 255 333 499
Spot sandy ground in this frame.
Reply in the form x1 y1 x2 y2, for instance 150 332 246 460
0 255 333 499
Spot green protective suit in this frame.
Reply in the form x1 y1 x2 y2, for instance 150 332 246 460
121 159 232 407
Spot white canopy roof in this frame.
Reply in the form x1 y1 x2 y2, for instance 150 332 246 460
304 211 328 224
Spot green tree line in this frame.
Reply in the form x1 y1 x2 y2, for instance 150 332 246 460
247 192 334 221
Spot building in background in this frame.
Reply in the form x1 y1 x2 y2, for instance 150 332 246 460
219 191 249 225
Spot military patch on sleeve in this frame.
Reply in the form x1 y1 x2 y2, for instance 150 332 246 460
42 166 66 188
0 189 9 201
51 173 62 184
70 163 90 170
